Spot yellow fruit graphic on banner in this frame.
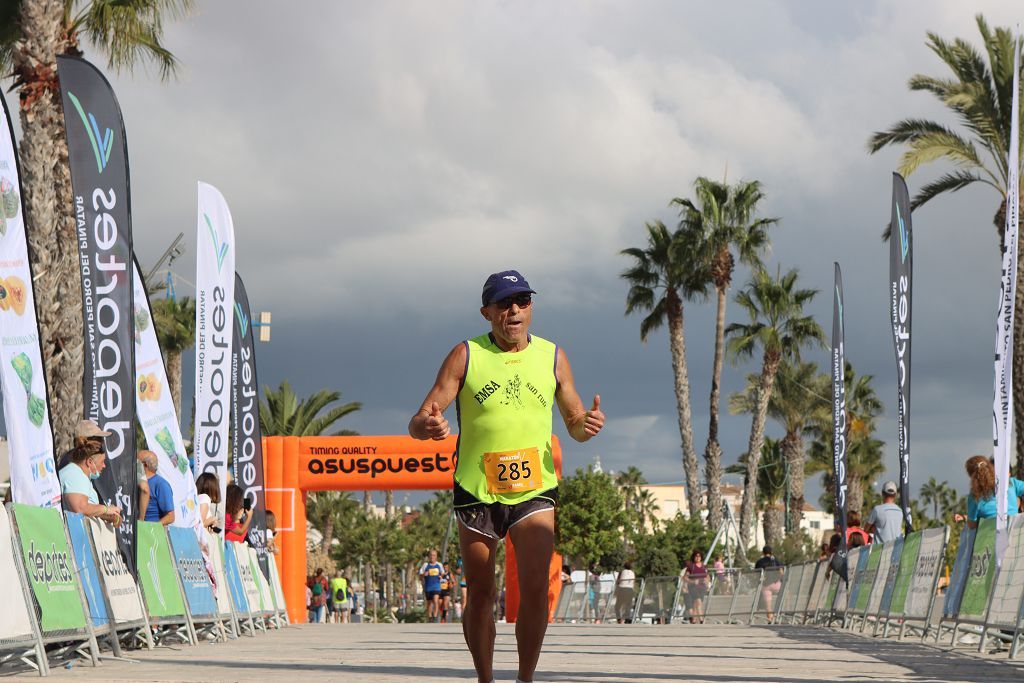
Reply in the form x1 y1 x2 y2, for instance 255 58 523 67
138 373 162 402
5 276 26 316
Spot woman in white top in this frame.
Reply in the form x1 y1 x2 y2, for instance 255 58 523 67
615 561 636 623
195 472 222 588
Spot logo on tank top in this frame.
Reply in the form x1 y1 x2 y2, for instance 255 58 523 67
501 374 524 409
474 380 501 405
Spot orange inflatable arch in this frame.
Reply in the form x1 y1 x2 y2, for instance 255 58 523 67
263 435 564 624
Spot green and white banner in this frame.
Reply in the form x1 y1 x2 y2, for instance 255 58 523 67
194 182 235 508
132 261 200 531
136 521 186 618
0 92 60 509
12 504 87 632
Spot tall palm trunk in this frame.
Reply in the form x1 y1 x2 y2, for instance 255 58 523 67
762 504 783 549
665 289 702 519
781 430 805 534
14 0 84 454
704 284 727 531
738 351 781 560
847 473 865 519
166 350 183 418
321 514 335 554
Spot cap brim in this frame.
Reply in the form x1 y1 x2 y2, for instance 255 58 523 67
490 287 536 303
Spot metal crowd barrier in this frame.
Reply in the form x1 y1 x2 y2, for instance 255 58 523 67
631 576 680 624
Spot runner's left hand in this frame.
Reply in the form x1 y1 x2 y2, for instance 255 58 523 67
583 395 604 437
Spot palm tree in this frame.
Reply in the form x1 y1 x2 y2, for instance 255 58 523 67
615 465 647 514
726 437 787 548
621 221 710 519
307 491 358 554
1 0 190 451
919 476 950 524
729 360 830 533
151 296 195 418
635 488 661 532
673 177 777 530
807 362 887 516
868 16 1024 473
259 380 362 436
726 267 824 558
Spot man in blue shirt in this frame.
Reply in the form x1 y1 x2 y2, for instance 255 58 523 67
141 451 175 525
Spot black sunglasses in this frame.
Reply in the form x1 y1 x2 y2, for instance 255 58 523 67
495 294 532 310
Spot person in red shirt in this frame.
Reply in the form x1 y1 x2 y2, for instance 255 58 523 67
845 510 870 546
682 550 710 624
224 483 253 543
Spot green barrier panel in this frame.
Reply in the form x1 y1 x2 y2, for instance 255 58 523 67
959 517 996 619
854 546 881 613
13 503 88 632
136 521 186 618
888 531 921 614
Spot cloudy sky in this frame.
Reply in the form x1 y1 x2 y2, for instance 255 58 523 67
16 1 1024 509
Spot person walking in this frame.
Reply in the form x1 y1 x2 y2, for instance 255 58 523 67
614 561 636 623
307 568 329 623
866 481 904 543
409 270 605 683
682 551 709 624
755 545 782 621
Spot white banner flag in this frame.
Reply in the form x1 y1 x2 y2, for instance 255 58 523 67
994 34 1021 565
132 261 200 530
194 182 235 507
0 93 60 509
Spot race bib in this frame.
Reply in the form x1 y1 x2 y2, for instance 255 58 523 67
483 447 542 494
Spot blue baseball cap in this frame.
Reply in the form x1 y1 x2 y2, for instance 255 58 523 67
481 270 536 306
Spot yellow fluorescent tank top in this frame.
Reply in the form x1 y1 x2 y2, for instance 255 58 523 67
455 332 559 505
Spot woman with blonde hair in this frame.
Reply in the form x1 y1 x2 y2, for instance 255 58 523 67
963 455 1024 528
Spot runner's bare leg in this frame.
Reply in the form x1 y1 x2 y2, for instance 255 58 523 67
459 523 498 683
509 509 555 683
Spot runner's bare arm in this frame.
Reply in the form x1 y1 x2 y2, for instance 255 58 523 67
554 347 604 442
409 343 467 440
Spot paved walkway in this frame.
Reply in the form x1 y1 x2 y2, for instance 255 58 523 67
20 623 1024 682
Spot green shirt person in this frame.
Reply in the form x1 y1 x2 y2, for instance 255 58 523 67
409 270 605 683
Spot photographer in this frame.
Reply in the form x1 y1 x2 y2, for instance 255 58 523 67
224 483 253 543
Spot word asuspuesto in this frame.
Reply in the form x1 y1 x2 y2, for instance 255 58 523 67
308 453 454 478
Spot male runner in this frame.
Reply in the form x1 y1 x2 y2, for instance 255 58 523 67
410 270 605 683
419 549 444 621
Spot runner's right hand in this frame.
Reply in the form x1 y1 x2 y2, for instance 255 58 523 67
424 402 450 440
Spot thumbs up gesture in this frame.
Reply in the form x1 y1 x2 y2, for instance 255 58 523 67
582 394 605 438
424 401 450 441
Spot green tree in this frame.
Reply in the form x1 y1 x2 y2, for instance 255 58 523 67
726 267 824 558
726 437 787 548
259 380 362 436
621 221 710 518
868 16 1024 473
919 476 948 522
807 362 886 516
557 466 629 570
1 0 190 452
729 360 830 533
151 296 195 418
672 177 777 529
307 491 359 554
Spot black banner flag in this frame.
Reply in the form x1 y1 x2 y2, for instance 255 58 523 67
890 173 913 534
231 274 268 577
57 56 137 572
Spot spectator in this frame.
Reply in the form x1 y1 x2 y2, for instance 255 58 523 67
136 451 150 518
419 549 444 621
307 568 328 623
58 439 122 526
57 419 108 470
195 472 221 534
614 561 635 624
845 511 870 546
849 532 866 548
866 481 904 543
456 557 467 612
755 545 782 621
329 573 350 624
560 563 573 586
818 543 830 562
713 553 726 579
266 509 280 555
224 483 253 542
682 550 709 624
962 454 1024 527
140 451 175 525
306 582 314 622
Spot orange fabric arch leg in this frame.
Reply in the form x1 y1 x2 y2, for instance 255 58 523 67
281 436 306 624
504 537 562 623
